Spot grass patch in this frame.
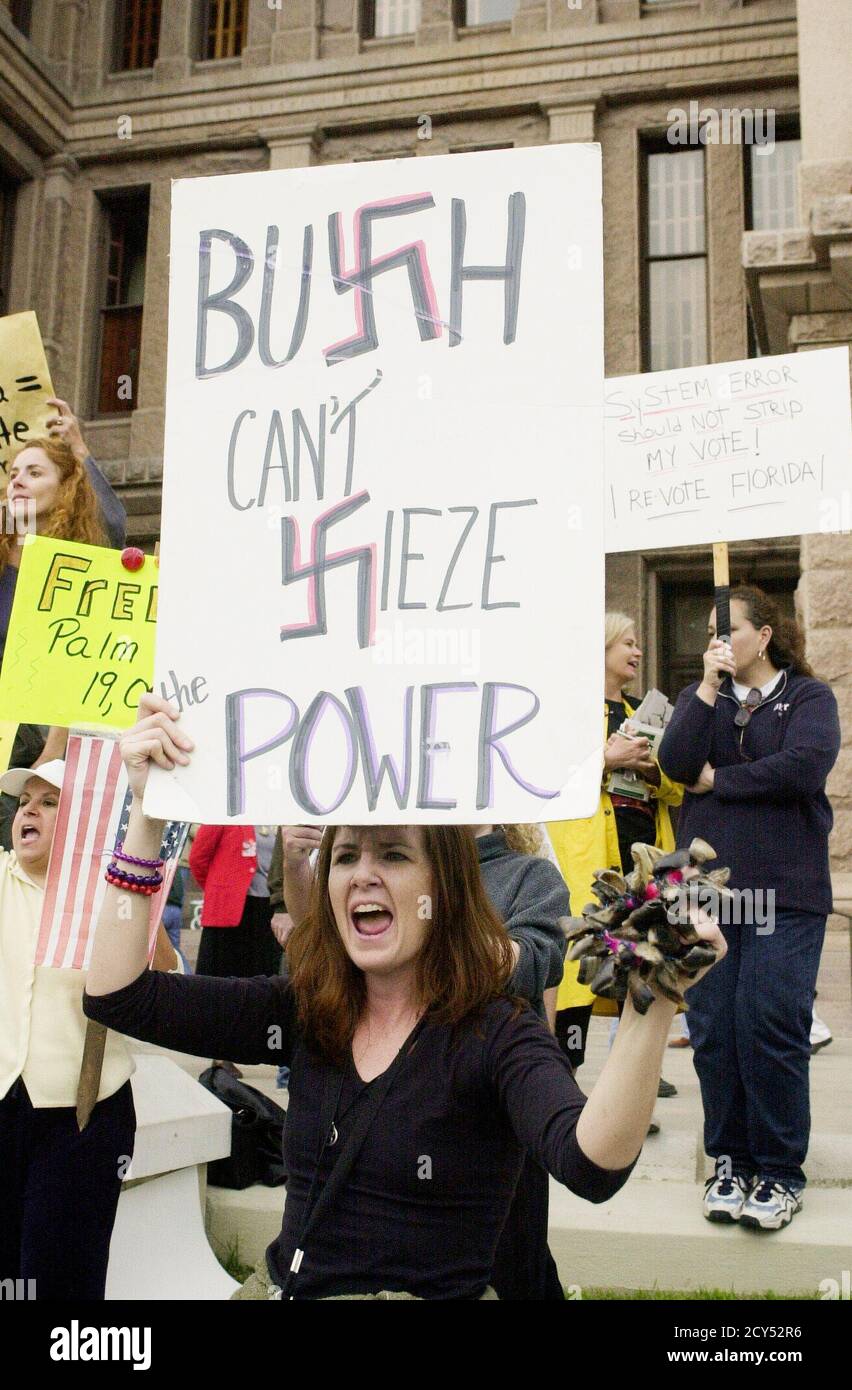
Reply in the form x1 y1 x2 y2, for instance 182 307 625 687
215 1238 253 1285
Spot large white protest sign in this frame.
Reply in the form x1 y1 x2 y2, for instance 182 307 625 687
145 145 605 825
605 347 852 552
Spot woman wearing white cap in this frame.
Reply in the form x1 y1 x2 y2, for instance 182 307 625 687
0 759 174 1300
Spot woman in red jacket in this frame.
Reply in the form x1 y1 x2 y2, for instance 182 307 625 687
189 825 282 1074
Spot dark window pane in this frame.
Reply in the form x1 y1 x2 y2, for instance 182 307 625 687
648 258 707 370
98 194 149 414
647 149 705 256
203 0 248 59
116 0 162 71
9 0 32 37
0 175 16 316
750 138 801 231
98 307 143 414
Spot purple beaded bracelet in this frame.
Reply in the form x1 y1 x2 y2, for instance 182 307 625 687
107 861 164 888
114 840 164 870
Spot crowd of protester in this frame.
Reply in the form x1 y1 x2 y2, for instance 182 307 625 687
0 404 843 1299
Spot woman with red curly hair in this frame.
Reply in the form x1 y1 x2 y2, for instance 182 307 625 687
0 399 127 847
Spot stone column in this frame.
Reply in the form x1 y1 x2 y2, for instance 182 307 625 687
264 126 324 170
153 0 195 82
417 0 456 46
269 0 320 64
35 154 78 380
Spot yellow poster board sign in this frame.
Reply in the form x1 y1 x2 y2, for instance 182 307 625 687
0 722 17 775
0 311 56 474
0 536 157 729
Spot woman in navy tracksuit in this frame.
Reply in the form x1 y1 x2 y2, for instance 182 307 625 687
659 586 840 1232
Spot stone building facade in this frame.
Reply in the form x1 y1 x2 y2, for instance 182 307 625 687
0 0 850 866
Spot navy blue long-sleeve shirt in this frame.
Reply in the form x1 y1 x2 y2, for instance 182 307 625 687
658 669 840 915
84 969 635 1299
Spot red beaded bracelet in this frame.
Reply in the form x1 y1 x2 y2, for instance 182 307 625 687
105 865 163 896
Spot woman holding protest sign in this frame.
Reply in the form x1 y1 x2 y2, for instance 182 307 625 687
0 758 178 1300
0 399 127 849
0 400 126 664
658 586 840 1231
83 693 724 1301
546 613 684 1077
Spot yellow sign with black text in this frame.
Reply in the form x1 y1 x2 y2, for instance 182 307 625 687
0 536 156 729
0 311 55 474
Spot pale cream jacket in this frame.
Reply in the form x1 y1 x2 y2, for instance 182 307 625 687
0 849 134 1108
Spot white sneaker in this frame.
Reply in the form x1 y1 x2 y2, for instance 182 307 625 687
810 1010 832 1053
739 1179 803 1231
702 1173 751 1224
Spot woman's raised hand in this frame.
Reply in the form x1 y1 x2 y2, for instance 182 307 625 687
701 638 737 690
120 693 194 801
45 397 88 464
281 824 324 867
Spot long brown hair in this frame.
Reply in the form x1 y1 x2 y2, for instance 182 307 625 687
730 585 814 678
287 825 516 1065
0 437 108 576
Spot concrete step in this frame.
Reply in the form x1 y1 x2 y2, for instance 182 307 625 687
205 1174 852 1294
206 1181 284 1270
549 1178 852 1296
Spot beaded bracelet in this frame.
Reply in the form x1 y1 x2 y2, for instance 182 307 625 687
113 841 164 870
105 863 164 896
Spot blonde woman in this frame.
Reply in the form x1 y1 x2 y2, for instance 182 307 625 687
546 613 683 1079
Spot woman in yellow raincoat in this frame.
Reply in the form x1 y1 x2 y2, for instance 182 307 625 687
545 613 683 1071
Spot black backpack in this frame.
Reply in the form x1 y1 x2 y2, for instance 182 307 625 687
198 1065 287 1190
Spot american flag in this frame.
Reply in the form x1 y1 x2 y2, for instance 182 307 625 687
35 733 189 970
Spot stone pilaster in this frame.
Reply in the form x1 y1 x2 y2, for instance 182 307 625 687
706 142 747 363
797 527 852 871
47 0 87 88
417 0 456 46
598 0 639 22
512 0 548 37
76 1 118 94
153 0 195 82
127 178 172 463
241 0 276 67
549 0 598 30
320 0 360 58
543 96 599 143
35 154 78 380
264 125 324 170
269 0 320 64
